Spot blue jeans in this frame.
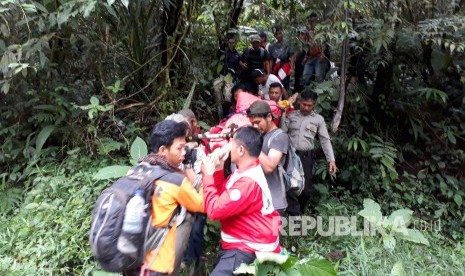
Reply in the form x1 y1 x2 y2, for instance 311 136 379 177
302 57 323 86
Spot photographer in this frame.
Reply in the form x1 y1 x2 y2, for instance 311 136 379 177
166 110 207 276
140 120 204 276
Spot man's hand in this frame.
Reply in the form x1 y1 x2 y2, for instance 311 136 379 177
201 153 227 176
201 156 217 176
288 93 298 107
183 145 197 166
328 161 337 175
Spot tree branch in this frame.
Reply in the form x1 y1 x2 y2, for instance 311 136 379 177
331 37 348 133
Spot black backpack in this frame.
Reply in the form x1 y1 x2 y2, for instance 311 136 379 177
89 163 173 272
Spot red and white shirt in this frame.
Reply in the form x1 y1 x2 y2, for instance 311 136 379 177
203 160 281 253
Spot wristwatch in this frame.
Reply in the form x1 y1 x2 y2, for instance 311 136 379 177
185 163 193 169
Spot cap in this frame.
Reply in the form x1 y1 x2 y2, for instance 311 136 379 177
247 100 271 117
165 113 186 123
178 109 196 121
250 69 265 79
249 34 260 43
164 113 190 133
259 31 267 40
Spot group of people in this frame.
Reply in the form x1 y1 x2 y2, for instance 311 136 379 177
131 13 339 276
137 110 280 276
220 12 330 108
135 80 337 275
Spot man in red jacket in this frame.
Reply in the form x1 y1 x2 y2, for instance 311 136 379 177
201 126 281 275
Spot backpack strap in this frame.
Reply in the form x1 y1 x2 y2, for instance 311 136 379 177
267 128 284 149
144 205 182 270
141 166 185 271
266 129 287 187
139 162 171 180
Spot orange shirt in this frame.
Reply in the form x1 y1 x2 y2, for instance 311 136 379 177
145 173 204 274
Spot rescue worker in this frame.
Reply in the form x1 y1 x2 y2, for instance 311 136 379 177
202 126 282 275
140 120 204 276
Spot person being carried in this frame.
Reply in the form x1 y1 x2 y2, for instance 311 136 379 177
222 83 254 118
140 120 204 276
202 126 282 275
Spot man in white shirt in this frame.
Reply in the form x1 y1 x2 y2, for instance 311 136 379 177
251 69 287 100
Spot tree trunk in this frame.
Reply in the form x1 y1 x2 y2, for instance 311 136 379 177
228 0 244 30
289 0 296 25
331 36 348 133
158 0 196 90
160 0 184 68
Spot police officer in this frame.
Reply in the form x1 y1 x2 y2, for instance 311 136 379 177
282 89 337 215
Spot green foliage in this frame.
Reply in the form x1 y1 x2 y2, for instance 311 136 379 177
74 96 113 120
130 137 149 164
0 0 464 274
234 253 337 276
93 165 132 180
93 136 148 180
416 88 448 103
358 198 430 251
97 137 124 155
0 154 115 275
0 89 83 187
302 195 465 275
418 16 465 54
0 184 22 216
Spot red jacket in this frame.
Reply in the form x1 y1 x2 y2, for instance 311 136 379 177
203 160 281 253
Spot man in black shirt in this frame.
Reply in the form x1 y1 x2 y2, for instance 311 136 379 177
239 34 270 94
224 37 241 77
